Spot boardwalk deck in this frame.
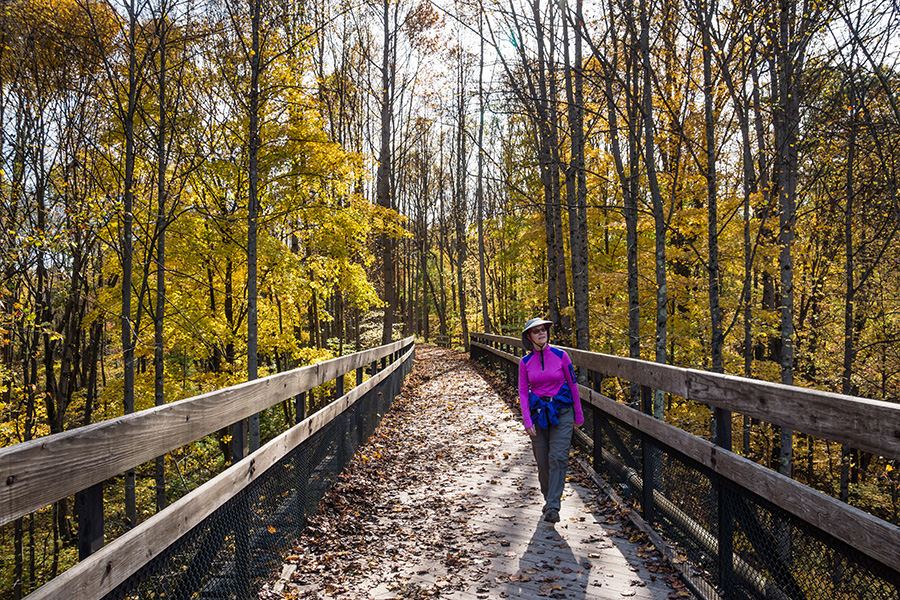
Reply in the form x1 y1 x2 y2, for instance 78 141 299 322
265 346 688 600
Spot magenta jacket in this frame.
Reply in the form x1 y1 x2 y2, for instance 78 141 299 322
518 345 585 430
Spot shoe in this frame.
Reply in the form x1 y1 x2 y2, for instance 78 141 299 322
544 509 560 523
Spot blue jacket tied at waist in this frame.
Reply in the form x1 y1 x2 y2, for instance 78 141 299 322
529 382 575 429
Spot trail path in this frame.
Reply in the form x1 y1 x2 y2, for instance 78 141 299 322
262 346 691 600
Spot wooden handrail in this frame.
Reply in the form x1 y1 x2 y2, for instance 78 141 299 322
0 336 414 526
471 333 900 460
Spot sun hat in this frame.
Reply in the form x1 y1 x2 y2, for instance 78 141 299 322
521 318 554 352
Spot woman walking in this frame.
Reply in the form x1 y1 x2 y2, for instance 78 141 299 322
518 318 584 523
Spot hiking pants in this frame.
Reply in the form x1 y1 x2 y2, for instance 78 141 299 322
530 405 574 513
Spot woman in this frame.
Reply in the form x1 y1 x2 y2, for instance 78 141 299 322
518 318 584 523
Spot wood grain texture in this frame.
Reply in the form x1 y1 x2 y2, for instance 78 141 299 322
22 346 414 600
686 370 900 459
0 337 413 526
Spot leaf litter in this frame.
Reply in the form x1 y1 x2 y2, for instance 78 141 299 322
259 345 691 600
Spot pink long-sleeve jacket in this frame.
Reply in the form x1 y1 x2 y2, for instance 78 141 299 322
518 345 584 430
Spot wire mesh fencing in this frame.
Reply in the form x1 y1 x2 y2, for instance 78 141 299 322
585 404 900 600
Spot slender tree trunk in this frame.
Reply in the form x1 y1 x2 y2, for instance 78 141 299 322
476 7 492 335
438 138 447 336
225 258 235 366
751 46 778 371
455 52 469 350
741 80 755 456
840 96 857 504
378 0 396 344
546 38 570 337
701 3 728 448
625 9 641 373
775 0 799 478
528 0 560 326
710 25 762 455
590 0 640 372
246 0 262 454
123 0 138 529
639 0 666 417
154 5 168 511
562 0 589 352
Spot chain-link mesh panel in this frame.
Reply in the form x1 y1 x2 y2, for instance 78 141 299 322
591 408 900 600
101 352 412 600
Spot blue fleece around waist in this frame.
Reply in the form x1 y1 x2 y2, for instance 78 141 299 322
529 383 574 429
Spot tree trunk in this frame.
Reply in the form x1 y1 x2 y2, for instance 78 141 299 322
246 0 261 455
378 0 396 344
639 0 667 418
562 0 589 352
455 52 469 350
521 0 560 326
625 15 641 374
154 4 168 511
123 0 139 529
840 94 857 504
438 140 448 336
476 7 492 335
546 32 570 338
774 0 801 478
700 2 728 448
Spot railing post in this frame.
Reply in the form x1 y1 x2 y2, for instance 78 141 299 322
715 407 732 451
715 409 735 597
356 366 363 386
335 375 344 400
234 493 251 599
338 407 349 469
76 482 104 560
231 420 247 461
641 385 655 524
592 371 605 474
295 391 306 423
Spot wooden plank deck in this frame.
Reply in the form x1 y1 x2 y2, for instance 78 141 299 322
267 346 688 600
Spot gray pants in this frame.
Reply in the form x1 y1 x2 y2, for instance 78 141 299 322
530 405 575 513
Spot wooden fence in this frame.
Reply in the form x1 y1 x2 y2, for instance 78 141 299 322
1 336 415 600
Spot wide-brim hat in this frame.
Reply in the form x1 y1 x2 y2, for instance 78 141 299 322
522 318 554 352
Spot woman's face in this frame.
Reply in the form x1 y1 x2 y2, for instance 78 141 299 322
528 326 549 346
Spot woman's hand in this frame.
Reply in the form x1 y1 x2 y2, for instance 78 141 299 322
526 426 537 437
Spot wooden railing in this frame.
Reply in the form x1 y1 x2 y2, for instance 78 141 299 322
471 333 900 599
1 336 415 600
